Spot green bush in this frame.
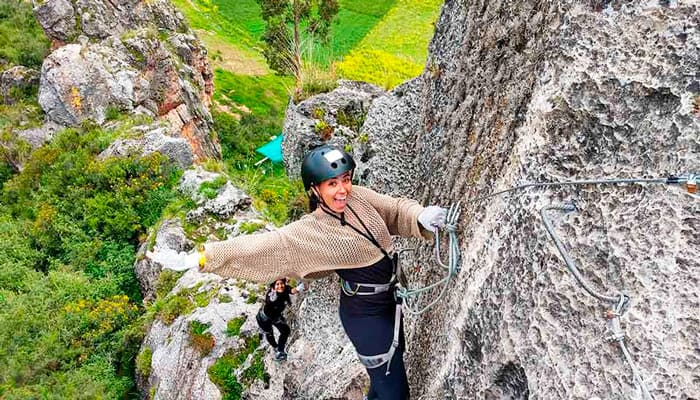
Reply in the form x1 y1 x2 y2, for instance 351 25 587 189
189 320 215 356
245 292 258 304
0 121 182 397
241 350 268 386
239 221 265 234
225 316 247 337
198 176 228 199
154 294 194 325
156 269 182 299
135 347 153 379
207 334 262 400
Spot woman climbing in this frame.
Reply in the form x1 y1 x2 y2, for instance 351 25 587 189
257 277 305 361
151 144 446 399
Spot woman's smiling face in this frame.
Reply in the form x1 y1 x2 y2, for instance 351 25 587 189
315 171 352 213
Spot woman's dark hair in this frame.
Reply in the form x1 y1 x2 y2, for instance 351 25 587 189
269 278 287 288
308 191 320 212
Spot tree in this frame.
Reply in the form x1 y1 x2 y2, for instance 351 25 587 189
257 0 339 98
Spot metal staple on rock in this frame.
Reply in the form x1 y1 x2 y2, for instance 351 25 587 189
542 204 654 400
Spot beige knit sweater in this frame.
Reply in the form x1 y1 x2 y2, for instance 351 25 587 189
201 186 429 282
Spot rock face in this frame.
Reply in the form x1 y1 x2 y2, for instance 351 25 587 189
134 219 192 303
393 2 697 399
282 80 385 181
280 1 699 399
32 0 219 161
138 271 264 400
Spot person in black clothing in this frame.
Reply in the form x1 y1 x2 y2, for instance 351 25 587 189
256 278 305 361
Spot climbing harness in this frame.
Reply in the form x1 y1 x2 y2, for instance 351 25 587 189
321 203 405 375
355 303 403 375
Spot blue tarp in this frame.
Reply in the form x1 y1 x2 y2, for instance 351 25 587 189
255 134 283 163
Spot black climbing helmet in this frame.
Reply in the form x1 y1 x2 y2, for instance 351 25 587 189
300 144 356 191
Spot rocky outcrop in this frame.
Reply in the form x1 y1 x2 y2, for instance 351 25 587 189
1 65 40 105
99 125 195 169
14 120 63 150
280 1 699 399
137 170 299 399
32 0 219 161
134 219 192 303
282 80 385 180
138 271 265 400
359 77 427 196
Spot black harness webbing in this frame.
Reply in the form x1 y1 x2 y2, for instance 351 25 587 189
319 203 402 375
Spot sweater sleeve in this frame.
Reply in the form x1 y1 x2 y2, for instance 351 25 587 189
352 186 431 240
201 228 291 283
200 214 380 282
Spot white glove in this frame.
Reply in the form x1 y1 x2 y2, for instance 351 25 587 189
295 282 306 293
147 248 200 272
418 206 447 232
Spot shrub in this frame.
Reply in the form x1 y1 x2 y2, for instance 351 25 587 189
0 0 50 69
208 334 262 400
225 316 247 337
189 320 215 356
245 292 258 304
239 221 265 234
155 269 182 299
154 294 193 325
198 176 228 199
136 347 153 378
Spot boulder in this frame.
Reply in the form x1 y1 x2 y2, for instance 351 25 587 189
98 126 195 169
179 166 224 201
282 80 385 181
134 219 192 302
32 0 219 160
1 65 40 105
15 120 63 149
38 43 139 126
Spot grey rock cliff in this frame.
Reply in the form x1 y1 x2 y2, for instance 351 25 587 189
31 0 220 161
282 80 385 181
400 2 698 399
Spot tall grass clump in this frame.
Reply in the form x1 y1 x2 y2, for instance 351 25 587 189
0 0 50 69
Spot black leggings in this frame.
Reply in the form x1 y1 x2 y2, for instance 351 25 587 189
256 311 290 352
340 305 409 400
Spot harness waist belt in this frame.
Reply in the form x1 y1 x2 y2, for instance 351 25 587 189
341 275 396 296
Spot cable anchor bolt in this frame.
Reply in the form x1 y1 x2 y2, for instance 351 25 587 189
604 309 626 342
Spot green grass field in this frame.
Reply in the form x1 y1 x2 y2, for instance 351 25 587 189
335 0 442 88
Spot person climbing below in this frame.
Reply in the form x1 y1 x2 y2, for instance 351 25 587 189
258 277 305 361
150 144 447 400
